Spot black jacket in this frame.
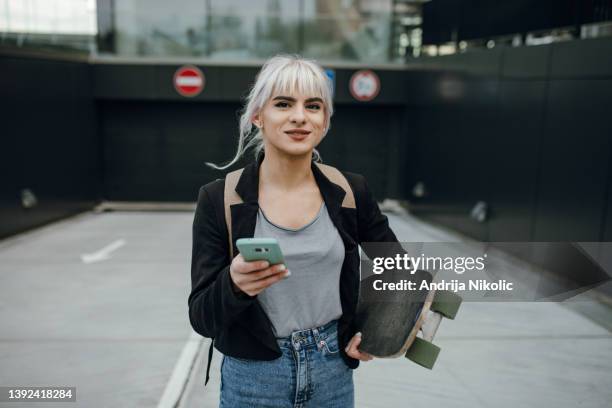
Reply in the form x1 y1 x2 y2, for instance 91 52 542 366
188 153 399 379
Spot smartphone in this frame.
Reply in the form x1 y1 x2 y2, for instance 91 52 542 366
236 238 285 265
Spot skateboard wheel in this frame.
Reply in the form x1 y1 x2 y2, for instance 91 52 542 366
405 337 440 369
431 290 462 319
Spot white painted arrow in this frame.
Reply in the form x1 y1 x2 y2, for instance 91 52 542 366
80 239 126 264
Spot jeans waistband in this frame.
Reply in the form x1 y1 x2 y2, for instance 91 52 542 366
276 320 338 349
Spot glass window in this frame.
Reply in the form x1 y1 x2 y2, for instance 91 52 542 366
107 0 395 63
0 0 96 34
0 0 97 52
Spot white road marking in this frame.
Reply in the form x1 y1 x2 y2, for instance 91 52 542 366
157 331 203 408
80 239 126 264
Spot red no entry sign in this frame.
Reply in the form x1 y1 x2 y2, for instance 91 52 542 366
349 70 380 102
174 66 205 97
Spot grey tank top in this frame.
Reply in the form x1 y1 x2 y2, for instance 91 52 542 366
254 202 345 337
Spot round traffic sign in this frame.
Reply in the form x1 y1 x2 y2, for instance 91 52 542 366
349 70 380 101
174 65 205 97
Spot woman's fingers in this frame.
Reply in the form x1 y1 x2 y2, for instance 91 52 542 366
230 254 290 295
235 263 288 284
233 256 270 274
345 332 358 352
249 264 288 281
345 332 374 361
242 267 290 294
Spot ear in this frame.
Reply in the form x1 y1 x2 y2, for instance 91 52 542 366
252 112 262 129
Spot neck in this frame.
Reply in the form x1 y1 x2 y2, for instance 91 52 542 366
259 149 314 191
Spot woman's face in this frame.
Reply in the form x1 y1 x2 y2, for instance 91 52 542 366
252 91 327 159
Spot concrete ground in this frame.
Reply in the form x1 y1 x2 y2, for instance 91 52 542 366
0 209 611 407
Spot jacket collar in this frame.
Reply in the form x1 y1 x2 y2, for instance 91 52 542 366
234 152 347 216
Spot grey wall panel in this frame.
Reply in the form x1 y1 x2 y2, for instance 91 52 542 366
412 108 455 204
409 38 612 246
408 72 499 108
408 106 487 239
318 105 401 199
384 105 406 199
93 64 157 99
488 80 546 241
102 101 241 201
550 37 612 79
0 55 100 239
407 74 500 241
533 80 612 241
603 152 612 241
415 47 504 78
218 66 261 101
405 53 503 238
404 70 453 107
502 45 551 79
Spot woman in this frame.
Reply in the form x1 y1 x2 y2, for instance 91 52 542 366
189 54 400 407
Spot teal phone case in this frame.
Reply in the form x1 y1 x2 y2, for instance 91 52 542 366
236 238 285 265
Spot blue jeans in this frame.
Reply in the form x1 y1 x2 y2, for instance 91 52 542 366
220 320 354 408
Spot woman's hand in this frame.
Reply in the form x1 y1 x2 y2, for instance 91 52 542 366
230 253 290 297
345 332 374 361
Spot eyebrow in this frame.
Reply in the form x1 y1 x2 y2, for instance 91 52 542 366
272 96 324 103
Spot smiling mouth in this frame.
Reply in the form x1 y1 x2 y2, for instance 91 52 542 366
285 131 311 140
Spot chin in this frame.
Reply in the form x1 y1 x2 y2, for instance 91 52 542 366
277 143 316 158
268 138 314 153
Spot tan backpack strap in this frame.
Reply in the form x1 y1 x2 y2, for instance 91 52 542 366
224 168 244 260
314 163 356 209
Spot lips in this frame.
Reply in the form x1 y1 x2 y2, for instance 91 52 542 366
285 130 311 141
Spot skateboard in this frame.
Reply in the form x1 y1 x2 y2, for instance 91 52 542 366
356 269 462 369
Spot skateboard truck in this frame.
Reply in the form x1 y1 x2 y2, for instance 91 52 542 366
357 271 463 370
404 290 462 369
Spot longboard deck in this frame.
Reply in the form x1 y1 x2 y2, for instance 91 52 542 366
357 269 433 357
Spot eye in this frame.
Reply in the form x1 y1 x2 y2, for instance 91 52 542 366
274 101 290 108
307 104 322 110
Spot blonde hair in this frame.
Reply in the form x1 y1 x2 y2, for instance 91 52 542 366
206 54 334 170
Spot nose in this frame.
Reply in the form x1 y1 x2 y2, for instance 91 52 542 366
289 104 306 124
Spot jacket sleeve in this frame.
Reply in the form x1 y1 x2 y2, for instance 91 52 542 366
188 184 255 339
